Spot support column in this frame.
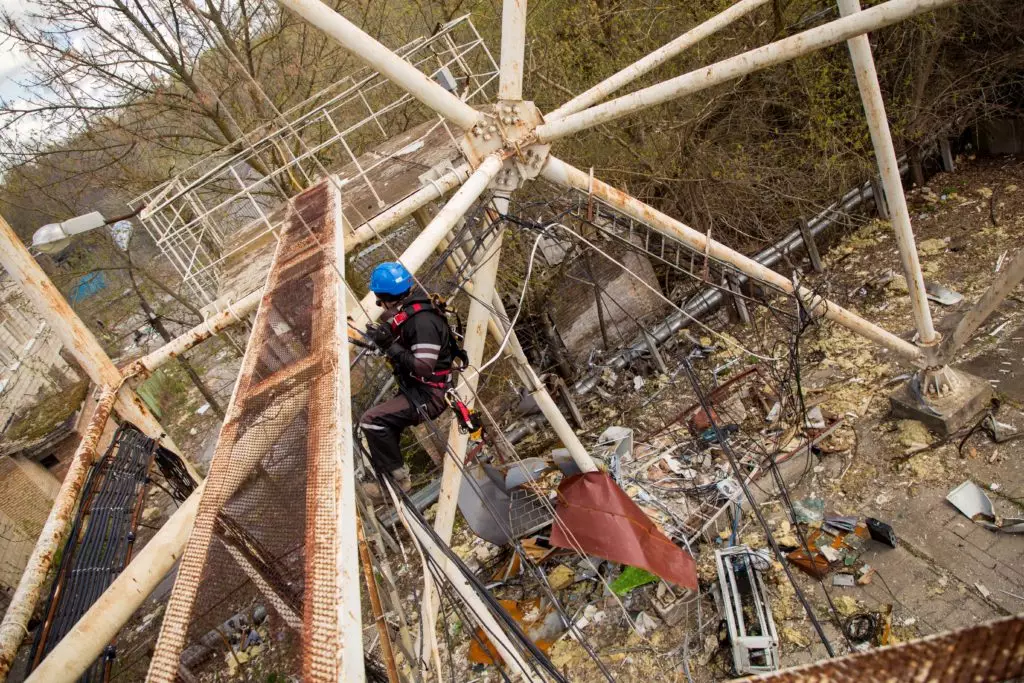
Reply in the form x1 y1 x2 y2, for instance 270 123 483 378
498 0 527 100
434 228 597 472
421 214 506 669
838 0 936 345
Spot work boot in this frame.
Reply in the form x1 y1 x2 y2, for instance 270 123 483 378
361 467 413 503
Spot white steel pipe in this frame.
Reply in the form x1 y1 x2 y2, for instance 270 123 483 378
432 227 505 546
346 164 472 250
434 233 596 471
535 0 959 142
25 484 204 683
275 0 481 130
351 154 504 329
331 177 365 683
546 0 770 120
498 0 527 100
0 385 117 680
541 156 922 362
839 0 936 344
422 226 505 665
390 485 540 683
488 295 598 473
0 214 174 447
126 288 263 379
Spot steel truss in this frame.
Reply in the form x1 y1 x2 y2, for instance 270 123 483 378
10 0 1024 680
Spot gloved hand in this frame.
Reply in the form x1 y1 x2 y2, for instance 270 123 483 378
363 322 395 351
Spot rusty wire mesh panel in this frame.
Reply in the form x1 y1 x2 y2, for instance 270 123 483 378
750 614 1024 682
147 179 352 681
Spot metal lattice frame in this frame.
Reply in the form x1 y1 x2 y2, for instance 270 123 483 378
132 15 497 304
14 0 1024 680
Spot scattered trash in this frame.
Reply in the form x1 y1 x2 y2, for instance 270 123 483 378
843 612 880 644
780 627 810 648
610 565 659 596
550 472 698 590
824 515 857 533
832 573 855 587
716 546 779 674
633 375 645 390
976 582 992 599
917 237 948 256
866 517 898 548
833 595 859 617
990 320 1010 337
792 498 824 524
196 403 211 415
924 281 963 305
819 546 841 563
546 565 575 591
857 565 875 585
766 402 781 423
946 480 1024 533
803 406 826 430
995 250 1008 273
633 611 660 637
897 419 932 450
468 598 563 665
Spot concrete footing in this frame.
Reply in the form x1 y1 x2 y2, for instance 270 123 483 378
889 369 994 436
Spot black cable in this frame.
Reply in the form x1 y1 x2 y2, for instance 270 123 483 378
679 356 836 657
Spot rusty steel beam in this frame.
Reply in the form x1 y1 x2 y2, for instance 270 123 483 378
0 385 117 680
751 615 1024 682
125 288 263 380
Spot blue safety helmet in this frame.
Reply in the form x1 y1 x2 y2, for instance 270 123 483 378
369 261 414 297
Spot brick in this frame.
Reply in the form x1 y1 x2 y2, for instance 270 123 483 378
983 534 1024 569
936 529 998 571
949 520 974 540
995 560 1024 587
958 522 1001 552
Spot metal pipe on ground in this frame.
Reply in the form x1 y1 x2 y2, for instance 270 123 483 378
24 484 204 683
839 0 936 344
542 156 922 362
566 168 904 396
275 0 482 131
546 0 770 120
0 385 118 680
535 0 959 143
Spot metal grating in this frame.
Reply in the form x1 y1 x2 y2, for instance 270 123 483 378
750 615 1024 682
146 178 356 681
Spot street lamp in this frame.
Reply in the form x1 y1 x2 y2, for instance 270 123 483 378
31 211 107 255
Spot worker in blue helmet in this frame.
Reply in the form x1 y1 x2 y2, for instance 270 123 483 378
357 261 459 501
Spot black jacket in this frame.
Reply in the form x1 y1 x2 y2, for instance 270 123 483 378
383 294 456 390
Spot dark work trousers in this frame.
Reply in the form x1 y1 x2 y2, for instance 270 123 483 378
359 386 447 473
